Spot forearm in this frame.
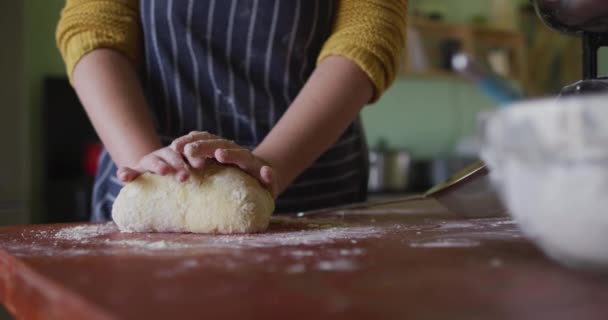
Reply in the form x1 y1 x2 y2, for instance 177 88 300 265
253 56 374 193
73 49 161 168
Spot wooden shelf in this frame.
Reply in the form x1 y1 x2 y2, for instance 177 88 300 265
402 17 528 87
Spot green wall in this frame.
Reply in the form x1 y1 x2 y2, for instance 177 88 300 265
600 48 608 76
362 77 495 158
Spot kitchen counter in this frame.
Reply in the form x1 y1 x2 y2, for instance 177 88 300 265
0 199 607 320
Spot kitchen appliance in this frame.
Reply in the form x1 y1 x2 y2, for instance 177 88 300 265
531 0 608 96
425 1 608 217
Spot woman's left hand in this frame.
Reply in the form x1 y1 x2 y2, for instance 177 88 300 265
171 131 280 198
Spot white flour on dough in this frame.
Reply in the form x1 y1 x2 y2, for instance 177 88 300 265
112 162 275 234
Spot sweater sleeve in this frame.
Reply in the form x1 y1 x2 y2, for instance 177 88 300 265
55 0 141 82
318 0 408 101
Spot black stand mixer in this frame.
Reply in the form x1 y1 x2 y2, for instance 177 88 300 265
531 0 608 95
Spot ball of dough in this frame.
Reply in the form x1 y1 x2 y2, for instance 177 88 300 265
112 162 275 234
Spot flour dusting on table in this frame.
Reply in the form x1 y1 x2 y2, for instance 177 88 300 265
1 214 525 278
34 219 385 257
54 223 116 241
104 239 192 250
409 238 481 248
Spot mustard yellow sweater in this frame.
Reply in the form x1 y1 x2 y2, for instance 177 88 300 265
56 0 408 98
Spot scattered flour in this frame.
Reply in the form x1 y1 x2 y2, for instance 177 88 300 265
289 250 316 258
104 239 192 250
409 238 481 248
489 258 504 268
155 258 201 278
7 215 526 277
316 259 357 271
339 248 364 256
490 220 517 226
46 223 383 253
43 218 520 255
54 223 115 241
286 264 307 274
438 221 477 230
200 226 383 249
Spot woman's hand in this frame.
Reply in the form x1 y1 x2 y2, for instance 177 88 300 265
117 147 190 183
171 131 280 198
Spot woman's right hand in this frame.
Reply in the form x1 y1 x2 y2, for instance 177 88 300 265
116 147 190 183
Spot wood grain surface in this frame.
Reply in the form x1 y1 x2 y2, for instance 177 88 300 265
0 199 607 320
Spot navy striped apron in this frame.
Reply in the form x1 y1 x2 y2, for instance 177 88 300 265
92 0 369 221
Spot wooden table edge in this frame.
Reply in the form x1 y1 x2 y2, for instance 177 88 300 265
0 248 115 320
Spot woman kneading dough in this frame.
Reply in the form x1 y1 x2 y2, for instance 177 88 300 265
55 0 407 233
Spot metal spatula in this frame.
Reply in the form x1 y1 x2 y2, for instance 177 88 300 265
424 161 506 217
422 54 522 217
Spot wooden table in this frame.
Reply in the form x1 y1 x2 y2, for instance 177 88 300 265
0 199 607 320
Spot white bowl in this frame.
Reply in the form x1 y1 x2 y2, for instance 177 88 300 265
480 95 608 270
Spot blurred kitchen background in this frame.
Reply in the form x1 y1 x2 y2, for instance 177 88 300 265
2 0 608 226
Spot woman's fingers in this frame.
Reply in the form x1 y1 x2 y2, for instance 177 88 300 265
260 165 273 185
186 156 206 170
140 155 172 176
117 167 141 182
157 148 190 181
215 148 256 171
170 131 218 153
185 139 239 158
183 139 240 169
119 151 189 182
216 148 278 197
169 135 279 194
157 148 187 169
260 165 279 198
215 148 262 180
174 134 243 172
